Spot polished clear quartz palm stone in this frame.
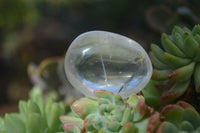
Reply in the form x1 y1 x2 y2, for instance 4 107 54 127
64 31 152 99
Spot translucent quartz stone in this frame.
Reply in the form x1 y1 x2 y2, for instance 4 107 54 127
64 31 152 99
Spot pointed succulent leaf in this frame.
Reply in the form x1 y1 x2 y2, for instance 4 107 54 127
127 93 139 108
161 33 185 57
151 44 165 64
159 80 190 106
121 107 133 125
48 103 62 133
71 97 98 119
167 62 195 82
29 87 46 117
162 52 191 69
26 113 47 133
59 102 66 115
183 35 199 57
45 97 54 118
152 69 172 81
172 32 185 52
149 52 169 70
18 101 27 118
62 122 81 133
121 122 137 133
142 80 163 110
27 100 41 114
172 26 184 40
192 25 200 35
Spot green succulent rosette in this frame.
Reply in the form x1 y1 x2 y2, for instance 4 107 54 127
156 101 200 133
143 25 200 109
60 90 158 133
0 87 66 133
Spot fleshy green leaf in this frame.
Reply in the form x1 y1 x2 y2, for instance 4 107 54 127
158 122 179 133
161 104 184 127
180 121 194 132
142 80 162 110
0 117 5 131
182 109 200 129
27 100 41 114
48 103 62 132
26 113 47 133
4 114 25 133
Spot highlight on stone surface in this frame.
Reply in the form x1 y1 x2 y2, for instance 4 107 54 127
64 31 152 99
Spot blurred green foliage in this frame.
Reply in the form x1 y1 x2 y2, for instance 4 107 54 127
0 0 161 31
0 0 39 30
0 0 200 106
1 0 200 31
0 0 104 30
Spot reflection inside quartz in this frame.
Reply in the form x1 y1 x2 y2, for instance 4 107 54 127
76 48 147 93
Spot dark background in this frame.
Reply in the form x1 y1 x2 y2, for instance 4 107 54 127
0 0 200 115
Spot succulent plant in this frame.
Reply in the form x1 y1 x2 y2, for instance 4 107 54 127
0 87 66 133
156 101 200 133
60 90 157 133
143 25 200 109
